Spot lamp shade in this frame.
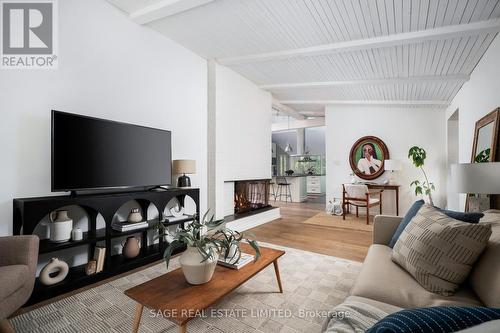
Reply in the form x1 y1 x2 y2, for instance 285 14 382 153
172 159 196 174
451 162 500 194
384 159 402 171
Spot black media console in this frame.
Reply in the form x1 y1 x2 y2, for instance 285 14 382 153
13 188 199 305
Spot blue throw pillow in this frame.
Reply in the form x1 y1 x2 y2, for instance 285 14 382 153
440 209 484 224
366 306 500 333
388 201 485 248
388 200 424 248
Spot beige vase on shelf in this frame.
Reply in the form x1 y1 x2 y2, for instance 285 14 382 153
179 246 218 285
127 208 143 223
39 258 69 286
122 236 140 259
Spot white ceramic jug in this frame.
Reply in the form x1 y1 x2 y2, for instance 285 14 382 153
48 210 73 243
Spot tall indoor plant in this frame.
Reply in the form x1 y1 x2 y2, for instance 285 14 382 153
408 146 435 206
157 211 260 285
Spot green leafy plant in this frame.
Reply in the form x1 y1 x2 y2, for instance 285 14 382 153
475 148 491 163
157 211 260 268
408 146 435 206
211 228 260 264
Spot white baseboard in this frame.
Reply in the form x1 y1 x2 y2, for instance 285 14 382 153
226 207 281 232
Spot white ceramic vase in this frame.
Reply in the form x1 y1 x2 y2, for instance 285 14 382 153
48 210 73 243
39 258 69 285
179 246 218 285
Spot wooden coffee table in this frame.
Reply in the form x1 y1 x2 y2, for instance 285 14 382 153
125 244 285 333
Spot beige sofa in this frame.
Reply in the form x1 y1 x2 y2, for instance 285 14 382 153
343 210 500 315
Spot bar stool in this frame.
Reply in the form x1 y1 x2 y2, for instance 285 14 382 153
269 181 277 201
276 176 292 203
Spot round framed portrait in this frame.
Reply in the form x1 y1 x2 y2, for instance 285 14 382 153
349 136 389 180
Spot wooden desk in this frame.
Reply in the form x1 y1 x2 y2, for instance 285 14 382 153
125 244 285 333
366 184 401 215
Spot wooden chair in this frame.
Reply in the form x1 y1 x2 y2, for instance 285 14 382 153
342 184 383 224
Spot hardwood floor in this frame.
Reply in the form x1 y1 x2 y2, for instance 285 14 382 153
248 201 372 262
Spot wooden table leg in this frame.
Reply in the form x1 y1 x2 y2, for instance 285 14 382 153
132 304 143 333
273 260 283 293
396 187 399 216
179 324 187 333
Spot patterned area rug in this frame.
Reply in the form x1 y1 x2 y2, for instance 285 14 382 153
12 244 361 333
303 212 374 232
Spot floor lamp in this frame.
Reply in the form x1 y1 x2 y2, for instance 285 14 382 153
451 162 500 212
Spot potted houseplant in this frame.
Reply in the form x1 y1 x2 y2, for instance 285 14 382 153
408 146 435 205
157 211 260 285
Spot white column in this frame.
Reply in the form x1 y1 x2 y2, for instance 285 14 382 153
207 59 217 215
297 128 305 155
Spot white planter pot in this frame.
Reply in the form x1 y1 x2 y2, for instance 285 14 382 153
179 246 218 285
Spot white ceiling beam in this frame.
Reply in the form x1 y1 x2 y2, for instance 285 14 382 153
130 0 215 24
272 98 305 120
272 118 325 132
280 100 450 107
297 111 325 117
260 74 470 90
218 18 500 65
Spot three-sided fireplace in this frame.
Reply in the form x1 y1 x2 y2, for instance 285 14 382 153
234 179 271 215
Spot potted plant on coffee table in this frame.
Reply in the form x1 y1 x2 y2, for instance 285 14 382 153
157 211 260 285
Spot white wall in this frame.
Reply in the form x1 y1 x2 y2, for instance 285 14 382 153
272 130 297 152
272 126 326 156
305 126 326 155
326 106 446 216
213 64 272 218
0 0 208 236
446 35 500 210
447 111 459 210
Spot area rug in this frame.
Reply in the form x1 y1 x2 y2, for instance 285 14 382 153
303 212 374 232
11 243 362 333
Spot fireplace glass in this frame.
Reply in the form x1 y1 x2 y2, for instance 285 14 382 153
234 180 271 214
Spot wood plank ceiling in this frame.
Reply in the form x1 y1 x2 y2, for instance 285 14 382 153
108 0 500 118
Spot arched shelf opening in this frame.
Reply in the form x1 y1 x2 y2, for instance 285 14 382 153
109 199 159 227
32 204 101 255
162 194 197 222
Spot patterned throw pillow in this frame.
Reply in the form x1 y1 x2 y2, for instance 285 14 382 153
366 306 500 333
391 204 492 296
388 200 484 248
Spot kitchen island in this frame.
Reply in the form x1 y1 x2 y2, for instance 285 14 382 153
271 174 325 202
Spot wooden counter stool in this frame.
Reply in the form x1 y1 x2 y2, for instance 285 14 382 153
276 176 292 203
269 181 277 201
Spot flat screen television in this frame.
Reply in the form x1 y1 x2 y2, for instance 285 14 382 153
51 110 172 192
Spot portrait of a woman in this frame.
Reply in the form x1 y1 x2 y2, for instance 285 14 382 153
357 143 382 175
349 136 389 180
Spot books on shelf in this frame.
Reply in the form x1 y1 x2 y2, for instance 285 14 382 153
93 246 106 273
111 221 148 232
218 252 254 270
163 215 192 224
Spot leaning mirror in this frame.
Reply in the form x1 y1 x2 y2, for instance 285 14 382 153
466 108 500 211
